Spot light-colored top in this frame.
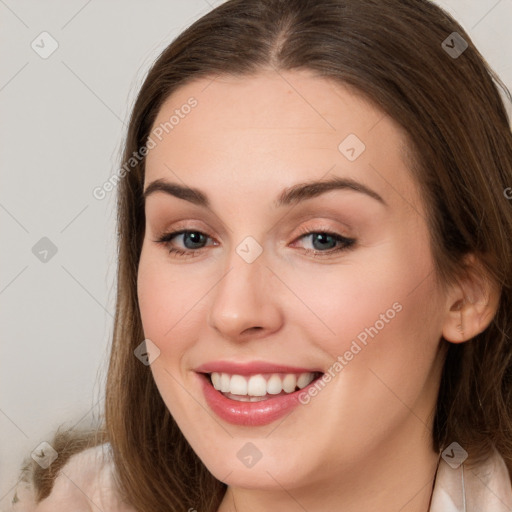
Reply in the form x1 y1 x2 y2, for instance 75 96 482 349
430 448 512 511
5 443 136 512
4 443 512 511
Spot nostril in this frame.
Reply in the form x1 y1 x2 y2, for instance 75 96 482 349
242 326 264 335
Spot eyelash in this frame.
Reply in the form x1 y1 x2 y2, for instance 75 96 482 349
153 226 356 259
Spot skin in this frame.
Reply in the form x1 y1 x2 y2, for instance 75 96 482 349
137 69 499 512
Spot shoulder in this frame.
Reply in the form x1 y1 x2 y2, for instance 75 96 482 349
430 448 512 512
7 442 137 512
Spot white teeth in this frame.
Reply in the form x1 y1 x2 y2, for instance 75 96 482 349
297 372 315 389
220 373 230 392
209 371 318 397
266 374 282 394
230 375 248 395
211 372 221 390
282 373 297 393
226 393 269 402
247 374 267 396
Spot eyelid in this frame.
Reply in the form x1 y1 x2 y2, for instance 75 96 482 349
154 222 357 261
292 221 353 238
146 207 230 240
289 224 356 252
277 211 357 238
155 218 353 244
153 219 214 237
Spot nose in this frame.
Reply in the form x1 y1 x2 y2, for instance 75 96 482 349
207 243 283 341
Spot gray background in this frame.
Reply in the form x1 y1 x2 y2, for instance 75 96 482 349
1 0 511 503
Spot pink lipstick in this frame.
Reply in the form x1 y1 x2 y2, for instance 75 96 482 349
195 360 323 426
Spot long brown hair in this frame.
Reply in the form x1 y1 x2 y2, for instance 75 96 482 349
24 0 512 510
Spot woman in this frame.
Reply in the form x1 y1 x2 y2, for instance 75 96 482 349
7 0 512 510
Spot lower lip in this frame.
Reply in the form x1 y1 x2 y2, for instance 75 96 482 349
198 373 320 426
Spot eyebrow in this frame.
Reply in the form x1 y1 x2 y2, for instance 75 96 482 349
142 176 387 208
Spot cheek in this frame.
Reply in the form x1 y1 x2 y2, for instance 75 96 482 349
308 234 443 430
285 232 442 391
137 250 207 423
284 242 434 344
137 248 206 349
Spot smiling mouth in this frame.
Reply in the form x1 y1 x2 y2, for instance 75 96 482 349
204 371 324 402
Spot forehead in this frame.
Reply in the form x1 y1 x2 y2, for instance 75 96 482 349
148 69 397 146
144 69 417 213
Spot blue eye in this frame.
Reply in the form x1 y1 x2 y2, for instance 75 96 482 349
154 229 356 259
292 229 356 258
155 230 211 257
298 232 353 253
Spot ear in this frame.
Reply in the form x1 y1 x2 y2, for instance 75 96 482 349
442 254 500 344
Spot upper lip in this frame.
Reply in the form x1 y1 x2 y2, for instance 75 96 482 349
194 360 323 375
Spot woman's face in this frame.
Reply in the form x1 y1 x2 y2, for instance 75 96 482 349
137 69 448 492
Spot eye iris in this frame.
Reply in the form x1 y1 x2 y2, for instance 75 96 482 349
312 233 336 251
184 231 206 249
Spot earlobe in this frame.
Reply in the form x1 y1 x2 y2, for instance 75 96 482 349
441 256 500 344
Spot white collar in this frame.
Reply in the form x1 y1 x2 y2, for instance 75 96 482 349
430 449 512 511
